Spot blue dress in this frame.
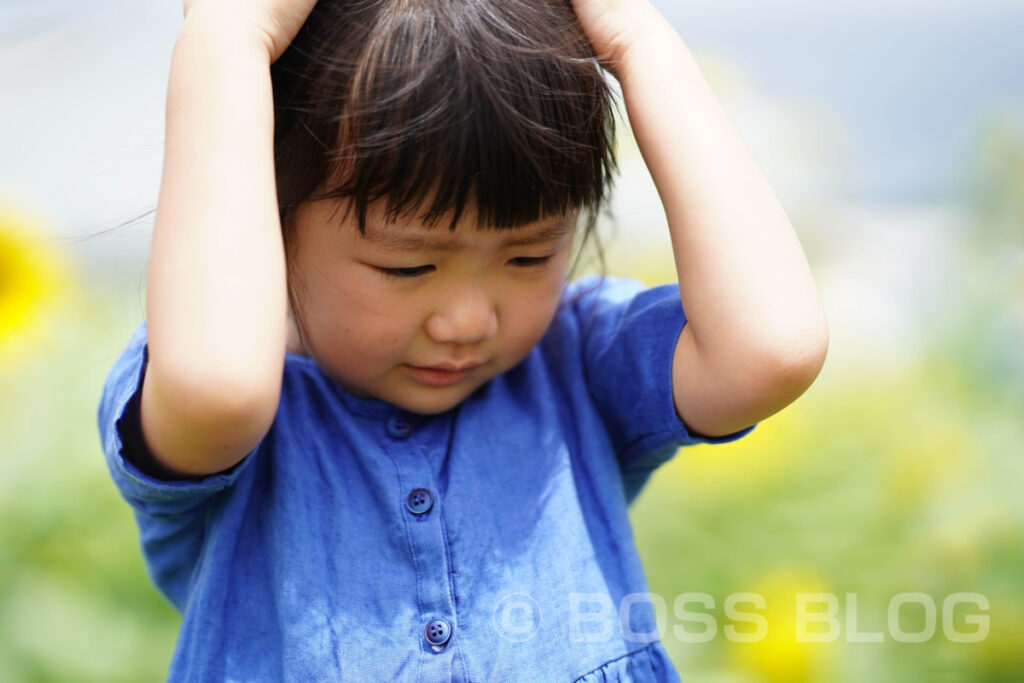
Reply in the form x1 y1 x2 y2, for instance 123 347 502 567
98 275 756 682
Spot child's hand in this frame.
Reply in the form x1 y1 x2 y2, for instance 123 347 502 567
181 0 319 62
568 0 669 70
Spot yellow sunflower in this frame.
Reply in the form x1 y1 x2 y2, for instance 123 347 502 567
728 566 840 682
0 199 70 368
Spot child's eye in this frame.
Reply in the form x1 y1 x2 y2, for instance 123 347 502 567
376 265 434 280
510 256 552 267
374 257 550 282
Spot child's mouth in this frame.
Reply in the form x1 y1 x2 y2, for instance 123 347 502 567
404 364 477 387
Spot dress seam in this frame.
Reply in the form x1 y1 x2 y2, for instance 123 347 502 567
571 642 662 683
441 404 471 682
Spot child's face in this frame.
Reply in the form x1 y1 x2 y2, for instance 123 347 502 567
285 197 578 415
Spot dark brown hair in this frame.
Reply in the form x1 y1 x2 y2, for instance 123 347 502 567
271 0 618 274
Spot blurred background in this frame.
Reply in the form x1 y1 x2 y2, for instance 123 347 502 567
1 0 1022 680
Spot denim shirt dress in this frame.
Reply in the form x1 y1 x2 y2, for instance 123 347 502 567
97 275 756 682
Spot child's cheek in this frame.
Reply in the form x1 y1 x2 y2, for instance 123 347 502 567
507 285 561 346
325 264 396 313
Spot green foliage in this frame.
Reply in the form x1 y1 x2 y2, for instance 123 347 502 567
0 288 179 682
631 350 1024 682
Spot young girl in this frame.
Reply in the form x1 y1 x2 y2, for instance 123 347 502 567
98 0 828 679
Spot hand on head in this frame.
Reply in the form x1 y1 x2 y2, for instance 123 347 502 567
568 0 664 68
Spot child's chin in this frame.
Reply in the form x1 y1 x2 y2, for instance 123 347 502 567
394 387 472 416
388 374 494 415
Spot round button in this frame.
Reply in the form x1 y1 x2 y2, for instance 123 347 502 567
424 619 452 647
406 488 434 515
387 413 414 439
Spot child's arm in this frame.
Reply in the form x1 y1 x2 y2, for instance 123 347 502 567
571 1 829 438
142 0 317 476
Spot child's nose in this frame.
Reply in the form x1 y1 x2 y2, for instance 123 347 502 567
425 289 499 345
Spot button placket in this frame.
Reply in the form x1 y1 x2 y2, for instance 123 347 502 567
381 412 459 667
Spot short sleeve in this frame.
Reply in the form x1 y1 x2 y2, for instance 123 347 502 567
564 276 756 499
96 320 257 607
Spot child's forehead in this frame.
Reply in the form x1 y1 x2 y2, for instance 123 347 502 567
358 215 576 252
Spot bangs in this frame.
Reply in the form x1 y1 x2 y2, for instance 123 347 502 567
272 0 618 234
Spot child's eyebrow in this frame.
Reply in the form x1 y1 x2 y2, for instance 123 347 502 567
361 219 574 252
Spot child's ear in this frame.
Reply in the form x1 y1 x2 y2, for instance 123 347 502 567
285 298 308 356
